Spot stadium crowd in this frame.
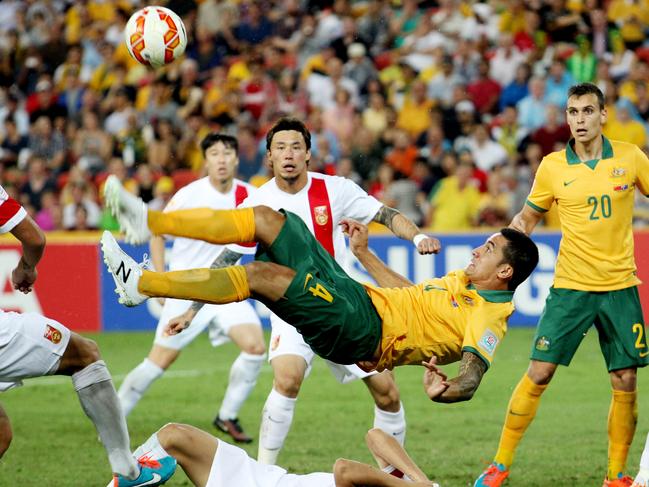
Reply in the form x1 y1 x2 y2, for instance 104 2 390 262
0 0 649 232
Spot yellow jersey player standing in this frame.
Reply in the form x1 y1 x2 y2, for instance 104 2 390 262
474 83 649 487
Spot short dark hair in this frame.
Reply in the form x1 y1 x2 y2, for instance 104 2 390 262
567 83 605 109
200 133 238 156
265 117 311 151
499 228 539 291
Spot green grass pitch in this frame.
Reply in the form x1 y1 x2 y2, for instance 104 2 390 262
1 328 648 486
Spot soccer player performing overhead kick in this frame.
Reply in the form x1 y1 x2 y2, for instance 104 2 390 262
101 176 539 404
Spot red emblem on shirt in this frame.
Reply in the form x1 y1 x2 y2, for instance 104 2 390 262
313 205 329 226
44 324 62 344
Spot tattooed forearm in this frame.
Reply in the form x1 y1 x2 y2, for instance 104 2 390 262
373 206 420 240
372 205 400 230
189 249 244 313
433 352 488 403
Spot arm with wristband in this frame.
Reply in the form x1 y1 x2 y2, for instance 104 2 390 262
372 205 440 254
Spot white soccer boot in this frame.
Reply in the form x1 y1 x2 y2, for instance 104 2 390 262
103 175 151 244
101 231 148 307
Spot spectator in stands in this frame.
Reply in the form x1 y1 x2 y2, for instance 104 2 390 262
323 87 356 146
0 118 28 167
603 97 647 148
425 154 480 231
21 155 57 211
28 115 67 173
531 104 571 156
62 180 100 230
342 43 376 94
467 58 501 116
385 128 419 178
72 111 113 175
34 189 62 231
428 54 464 109
545 59 575 107
517 76 548 131
396 79 435 140
26 78 67 124
492 105 529 158
489 33 527 88
463 123 509 173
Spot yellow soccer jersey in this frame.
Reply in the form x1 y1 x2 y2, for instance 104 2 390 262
363 270 514 372
528 137 649 291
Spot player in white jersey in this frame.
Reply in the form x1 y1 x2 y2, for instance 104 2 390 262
114 423 438 487
164 118 440 464
117 133 265 443
0 186 175 487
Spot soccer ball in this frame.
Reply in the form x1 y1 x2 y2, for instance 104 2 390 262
124 6 187 68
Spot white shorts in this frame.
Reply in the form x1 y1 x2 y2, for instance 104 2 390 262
154 299 261 350
0 310 71 391
207 439 334 487
268 314 376 384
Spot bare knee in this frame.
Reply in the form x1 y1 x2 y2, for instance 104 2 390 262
59 334 102 374
333 458 353 486
253 206 285 244
527 360 557 385
157 423 186 457
610 367 637 392
273 370 304 398
365 374 401 412
241 341 266 356
246 261 295 301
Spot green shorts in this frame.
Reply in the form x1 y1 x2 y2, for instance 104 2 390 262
255 210 382 364
530 286 649 371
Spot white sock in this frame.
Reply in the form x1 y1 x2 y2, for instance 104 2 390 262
218 352 265 420
133 431 171 461
638 432 649 477
257 388 296 465
373 402 406 446
72 360 139 479
118 359 164 417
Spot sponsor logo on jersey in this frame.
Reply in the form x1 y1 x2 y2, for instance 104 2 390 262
479 329 499 356
563 179 577 187
611 167 626 177
613 184 629 192
535 335 551 351
313 205 329 226
44 324 62 344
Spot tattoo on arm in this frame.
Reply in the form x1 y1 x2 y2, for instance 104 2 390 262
372 205 400 231
434 352 488 403
189 249 243 313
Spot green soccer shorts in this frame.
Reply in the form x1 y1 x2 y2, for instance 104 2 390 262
530 286 649 371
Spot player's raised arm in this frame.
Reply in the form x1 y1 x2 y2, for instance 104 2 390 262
509 204 544 236
164 247 244 335
422 351 488 403
364 428 430 483
343 218 413 288
9 215 45 294
372 205 441 255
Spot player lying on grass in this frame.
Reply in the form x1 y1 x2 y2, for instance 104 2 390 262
101 191 538 402
112 424 439 487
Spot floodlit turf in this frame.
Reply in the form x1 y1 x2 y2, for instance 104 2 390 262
1 328 649 486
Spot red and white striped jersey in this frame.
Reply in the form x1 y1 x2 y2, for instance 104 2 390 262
0 185 26 234
229 172 382 265
163 177 256 271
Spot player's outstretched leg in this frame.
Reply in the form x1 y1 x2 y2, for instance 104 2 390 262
104 175 284 248
101 231 295 308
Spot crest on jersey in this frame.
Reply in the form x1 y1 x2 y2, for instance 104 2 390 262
479 329 498 356
313 205 329 226
44 324 62 344
462 295 474 306
535 335 551 352
271 334 281 351
611 167 626 177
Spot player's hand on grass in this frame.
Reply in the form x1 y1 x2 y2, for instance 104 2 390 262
416 235 441 255
12 259 37 294
165 309 196 336
340 218 369 255
422 356 450 400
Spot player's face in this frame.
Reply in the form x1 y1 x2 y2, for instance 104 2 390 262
465 233 509 281
566 94 607 145
205 141 238 183
267 130 311 182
